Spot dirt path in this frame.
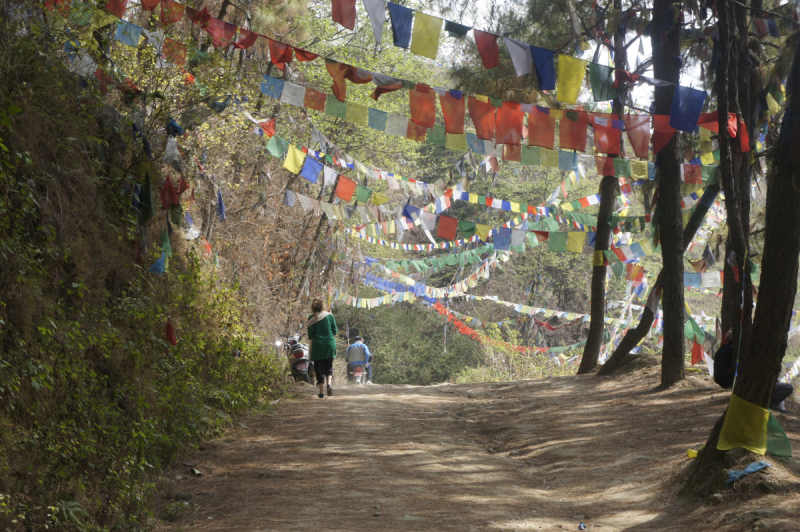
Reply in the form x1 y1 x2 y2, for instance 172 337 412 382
157 367 800 531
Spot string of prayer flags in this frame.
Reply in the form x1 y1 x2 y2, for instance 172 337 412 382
283 144 306 174
473 29 500 69
331 0 357 30
410 12 442 59
335 175 357 202
557 55 586 104
388 2 413 48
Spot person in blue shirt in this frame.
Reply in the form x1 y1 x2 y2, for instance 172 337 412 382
345 336 373 384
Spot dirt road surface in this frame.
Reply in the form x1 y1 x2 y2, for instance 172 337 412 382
157 366 800 531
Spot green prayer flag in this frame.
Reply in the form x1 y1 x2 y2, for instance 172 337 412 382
489 97 504 107
521 145 541 166
444 20 470 38
426 125 446 146
767 413 792 457
368 108 388 131
459 220 477 238
160 229 173 258
610 261 624 277
613 158 632 178
138 172 155 226
683 316 705 343
548 232 568 252
589 63 616 102
325 95 347 118
701 165 719 185
356 185 373 203
267 135 289 157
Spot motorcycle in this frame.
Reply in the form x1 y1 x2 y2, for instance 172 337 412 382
279 333 315 384
347 353 374 385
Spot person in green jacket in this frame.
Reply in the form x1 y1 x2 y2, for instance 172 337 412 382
306 298 338 398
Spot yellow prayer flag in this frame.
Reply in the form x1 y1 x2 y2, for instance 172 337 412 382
561 203 574 211
410 12 443 60
766 93 781 116
345 102 369 126
638 239 653 256
283 145 306 174
557 55 587 104
476 95 489 103
510 202 520 213
446 132 468 151
475 224 491 241
541 148 559 168
717 393 769 455
593 250 605 266
469 193 479 203
700 152 715 165
567 231 586 253
631 160 648 179
388 220 396 233
550 109 564 121
372 192 390 205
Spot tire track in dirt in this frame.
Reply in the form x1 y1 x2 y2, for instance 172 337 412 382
157 370 800 531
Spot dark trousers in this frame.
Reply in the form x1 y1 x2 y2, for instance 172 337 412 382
314 358 333 385
772 383 794 407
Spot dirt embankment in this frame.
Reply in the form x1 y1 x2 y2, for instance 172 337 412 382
156 366 800 531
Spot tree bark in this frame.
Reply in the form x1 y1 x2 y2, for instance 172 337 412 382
688 0 790 483
597 184 720 376
578 0 627 374
652 0 684 387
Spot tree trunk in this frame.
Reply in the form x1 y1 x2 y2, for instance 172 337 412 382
578 0 627 374
597 184 720 376
578 176 618 372
652 0 684 387
688 0 791 484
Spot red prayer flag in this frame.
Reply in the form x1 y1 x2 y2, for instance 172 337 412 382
163 38 186 65
596 156 615 176
532 231 549 242
260 118 276 138
94 68 114 94
344 67 373 84
496 101 523 146
106 0 127 18
409 84 436 128
206 17 237 48
406 120 428 142
683 164 702 184
269 39 293 69
691 341 704 365
503 144 521 162
177 177 190 195
559 113 589 152
488 156 499 173
304 89 327 112
335 176 357 202
624 114 650 159
164 176 179 207
233 29 259 50
186 6 211 27
473 29 500 69
468 97 496 140
528 109 555 149
440 91 465 134
437 215 458 240
295 48 319 61
331 0 356 30
593 114 621 155
326 61 347 101
166 319 178 346
652 115 677 155
738 117 750 153
160 0 185 25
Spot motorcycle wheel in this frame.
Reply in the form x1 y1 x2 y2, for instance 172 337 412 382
304 372 313 385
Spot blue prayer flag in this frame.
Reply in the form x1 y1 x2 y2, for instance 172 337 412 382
387 3 413 49
530 46 556 90
115 20 142 47
669 85 706 132
558 150 578 171
300 157 323 183
217 190 226 221
149 252 166 275
260 75 285 100
495 228 512 250
466 132 484 153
